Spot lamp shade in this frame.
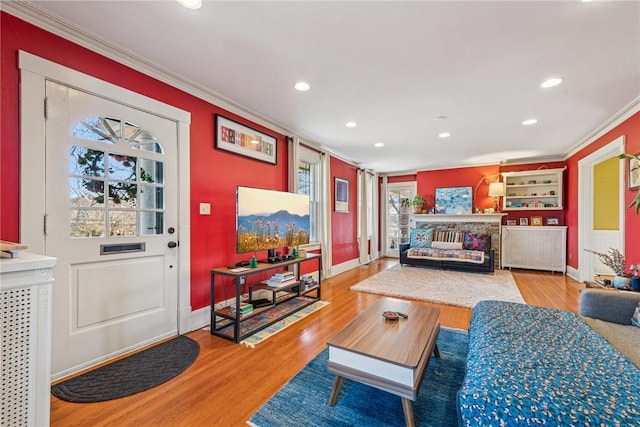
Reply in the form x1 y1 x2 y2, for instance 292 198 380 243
488 182 505 197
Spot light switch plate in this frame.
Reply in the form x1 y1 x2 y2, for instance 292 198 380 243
199 203 211 215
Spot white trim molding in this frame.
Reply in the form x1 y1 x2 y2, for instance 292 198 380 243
18 51 193 335
577 135 625 283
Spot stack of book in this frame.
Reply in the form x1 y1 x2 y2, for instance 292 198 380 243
230 302 253 315
266 271 296 287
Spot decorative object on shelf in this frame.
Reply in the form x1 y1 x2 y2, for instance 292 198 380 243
411 194 427 214
435 186 472 214
249 256 258 268
530 216 543 226
546 217 559 225
292 247 298 258
584 247 631 289
488 182 505 212
335 177 349 212
519 217 529 225
215 114 277 164
506 219 517 225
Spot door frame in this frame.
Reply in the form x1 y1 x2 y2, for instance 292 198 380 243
18 51 192 335
577 135 625 282
382 180 416 257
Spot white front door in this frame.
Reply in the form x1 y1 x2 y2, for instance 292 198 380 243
45 81 179 377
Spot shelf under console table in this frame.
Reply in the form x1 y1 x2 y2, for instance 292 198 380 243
210 253 322 342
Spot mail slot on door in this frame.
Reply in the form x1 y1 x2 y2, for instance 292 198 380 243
100 242 146 255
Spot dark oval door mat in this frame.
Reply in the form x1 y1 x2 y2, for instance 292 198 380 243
51 335 200 402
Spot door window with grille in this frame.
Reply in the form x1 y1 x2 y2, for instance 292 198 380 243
69 117 165 238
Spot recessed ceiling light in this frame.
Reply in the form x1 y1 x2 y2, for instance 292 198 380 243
438 132 451 138
177 0 202 9
522 119 538 126
374 142 384 148
345 121 357 128
540 78 563 88
294 81 310 92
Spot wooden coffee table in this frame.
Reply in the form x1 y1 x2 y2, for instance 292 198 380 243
326 298 440 427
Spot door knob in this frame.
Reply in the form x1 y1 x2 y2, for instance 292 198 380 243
168 241 178 248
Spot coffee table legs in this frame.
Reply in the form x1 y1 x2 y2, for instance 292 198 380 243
327 344 439 426
328 375 344 406
330 374 417 427
401 398 416 427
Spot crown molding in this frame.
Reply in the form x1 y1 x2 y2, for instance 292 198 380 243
1 1 329 148
564 96 640 159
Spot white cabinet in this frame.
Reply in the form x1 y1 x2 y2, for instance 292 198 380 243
1 252 56 427
501 168 565 210
501 226 567 272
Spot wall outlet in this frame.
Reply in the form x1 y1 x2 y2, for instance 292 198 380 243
199 202 211 215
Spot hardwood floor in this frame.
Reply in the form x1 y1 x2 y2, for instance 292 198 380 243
50 259 582 427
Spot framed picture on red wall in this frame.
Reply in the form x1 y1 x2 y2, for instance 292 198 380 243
335 178 349 212
215 114 277 164
629 154 640 190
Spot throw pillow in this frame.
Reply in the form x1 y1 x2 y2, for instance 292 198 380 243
432 241 463 250
410 228 433 248
463 232 490 252
433 231 464 243
632 302 640 328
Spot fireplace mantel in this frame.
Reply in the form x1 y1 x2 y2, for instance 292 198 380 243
411 213 506 226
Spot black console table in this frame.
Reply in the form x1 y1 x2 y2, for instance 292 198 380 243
210 253 322 342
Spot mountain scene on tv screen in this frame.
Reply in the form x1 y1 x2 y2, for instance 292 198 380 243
237 210 310 252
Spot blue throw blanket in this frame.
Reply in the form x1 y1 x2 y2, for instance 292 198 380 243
458 300 640 425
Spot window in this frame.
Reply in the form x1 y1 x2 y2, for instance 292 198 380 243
69 116 165 238
296 145 322 244
298 158 317 241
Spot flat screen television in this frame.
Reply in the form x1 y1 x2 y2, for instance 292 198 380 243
236 186 310 254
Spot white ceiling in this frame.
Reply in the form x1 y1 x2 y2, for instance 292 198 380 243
12 0 640 173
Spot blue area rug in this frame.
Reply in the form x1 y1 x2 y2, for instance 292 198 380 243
249 327 468 427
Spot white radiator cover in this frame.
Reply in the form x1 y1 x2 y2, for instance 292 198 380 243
501 226 567 273
1 252 56 427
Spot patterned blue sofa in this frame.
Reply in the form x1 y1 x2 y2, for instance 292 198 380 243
458 295 640 425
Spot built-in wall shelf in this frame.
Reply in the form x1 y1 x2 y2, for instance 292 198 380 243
501 168 565 211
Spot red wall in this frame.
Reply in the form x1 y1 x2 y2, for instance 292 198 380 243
330 157 359 266
565 111 640 271
417 165 500 213
0 13 288 310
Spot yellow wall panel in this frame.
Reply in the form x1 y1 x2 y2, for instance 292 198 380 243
593 157 619 230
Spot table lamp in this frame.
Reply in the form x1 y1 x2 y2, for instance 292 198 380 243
488 182 505 212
